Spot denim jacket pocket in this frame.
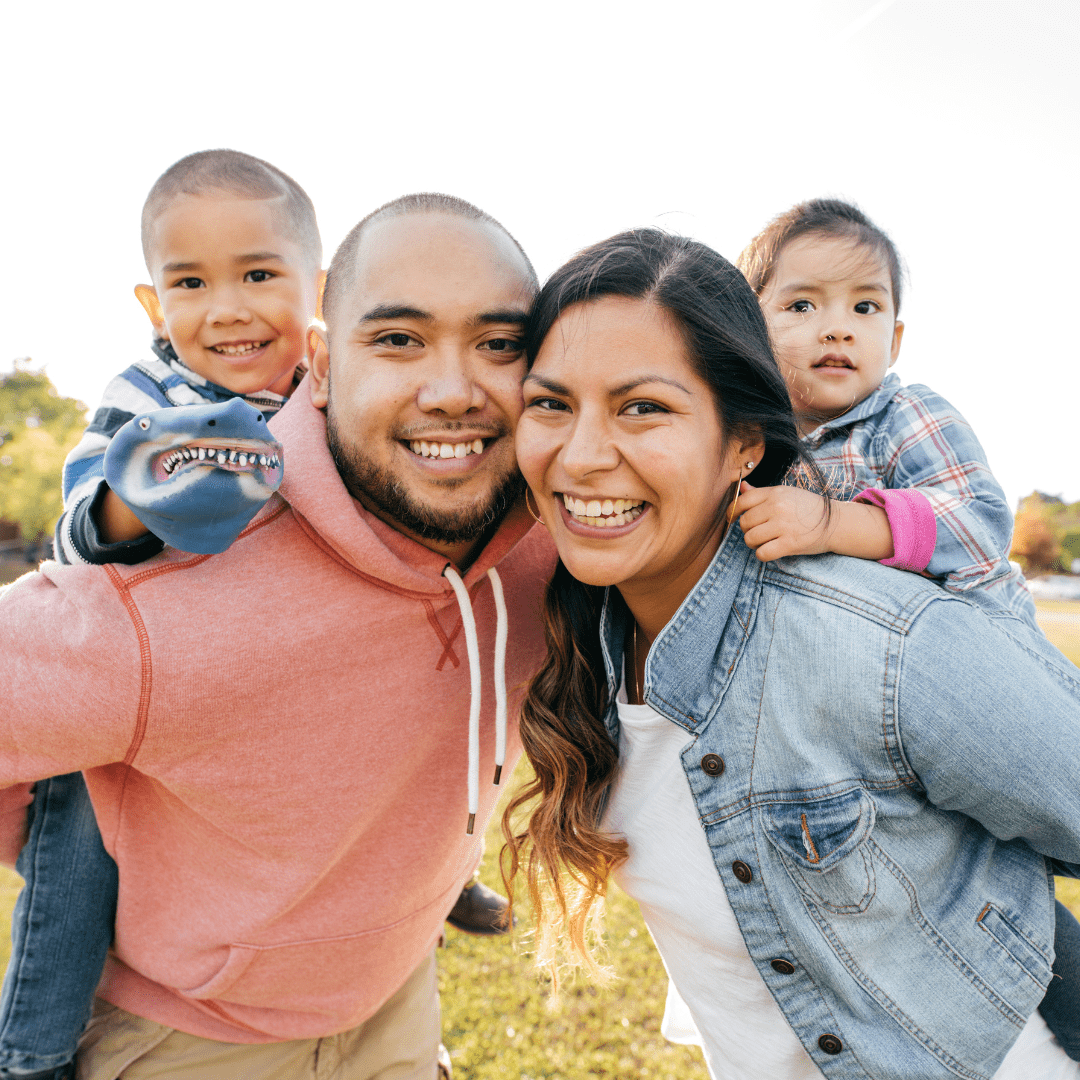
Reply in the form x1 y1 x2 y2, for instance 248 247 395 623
764 788 877 914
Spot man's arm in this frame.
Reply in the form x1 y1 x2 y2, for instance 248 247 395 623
898 596 1080 872
0 566 144 779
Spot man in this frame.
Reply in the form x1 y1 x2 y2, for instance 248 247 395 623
0 194 556 1078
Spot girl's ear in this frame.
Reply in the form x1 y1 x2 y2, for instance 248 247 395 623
308 325 330 409
890 320 905 365
134 285 166 338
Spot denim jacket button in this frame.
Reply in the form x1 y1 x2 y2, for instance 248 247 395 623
731 860 753 883
770 958 795 975
701 753 725 776
818 1034 843 1055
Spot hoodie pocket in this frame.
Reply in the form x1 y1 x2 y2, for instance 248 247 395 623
763 788 877 914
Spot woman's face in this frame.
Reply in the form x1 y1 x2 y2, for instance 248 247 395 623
517 296 758 606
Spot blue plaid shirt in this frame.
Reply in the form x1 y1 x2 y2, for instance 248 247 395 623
800 373 1037 629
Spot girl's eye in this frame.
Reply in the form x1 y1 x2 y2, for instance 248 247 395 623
787 299 814 313
854 300 881 314
374 332 420 348
480 337 524 356
245 269 274 283
623 401 666 417
176 277 204 290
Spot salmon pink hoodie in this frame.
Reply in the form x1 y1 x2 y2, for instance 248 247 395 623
0 383 555 1042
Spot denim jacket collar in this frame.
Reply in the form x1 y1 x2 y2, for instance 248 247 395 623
802 372 902 449
598 523 765 739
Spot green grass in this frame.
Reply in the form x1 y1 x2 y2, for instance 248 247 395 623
1036 599 1080 666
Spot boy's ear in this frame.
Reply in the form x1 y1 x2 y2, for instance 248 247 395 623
134 285 167 337
315 269 327 322
308 325 330 409
890 320 904 365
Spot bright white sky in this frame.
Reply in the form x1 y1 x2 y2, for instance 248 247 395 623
2 0 1076 506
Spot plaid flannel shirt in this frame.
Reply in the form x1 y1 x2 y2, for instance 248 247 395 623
801 373 1037 630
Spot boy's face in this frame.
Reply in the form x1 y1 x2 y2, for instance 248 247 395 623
140 194 319 397
759 234 904 433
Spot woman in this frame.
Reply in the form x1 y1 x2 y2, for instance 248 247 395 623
505 229 1080 1079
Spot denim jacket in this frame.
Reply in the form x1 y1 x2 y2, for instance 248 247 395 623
598 527 1080 1080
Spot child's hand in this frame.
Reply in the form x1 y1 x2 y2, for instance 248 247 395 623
732 483 833 561
733 482 895 563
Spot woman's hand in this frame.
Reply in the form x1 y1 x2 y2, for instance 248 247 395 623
734 482 894 563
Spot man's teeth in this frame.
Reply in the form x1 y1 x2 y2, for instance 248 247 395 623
161 446 280 475
408 439 486 459
211 342 268 356
562 494 645 528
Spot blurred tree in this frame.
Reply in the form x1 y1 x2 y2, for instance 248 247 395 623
0 359 86 541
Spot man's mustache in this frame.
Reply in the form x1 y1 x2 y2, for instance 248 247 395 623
394 422 510 440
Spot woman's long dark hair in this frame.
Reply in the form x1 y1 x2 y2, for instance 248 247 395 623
502 229 817 978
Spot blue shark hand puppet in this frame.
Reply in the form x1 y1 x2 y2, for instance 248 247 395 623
103 398 284 554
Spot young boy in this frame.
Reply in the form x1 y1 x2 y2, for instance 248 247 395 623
732 197 1078 1058
0 149 323 1080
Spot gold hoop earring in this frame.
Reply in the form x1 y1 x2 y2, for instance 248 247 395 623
726 468 747 525
525 488 544 525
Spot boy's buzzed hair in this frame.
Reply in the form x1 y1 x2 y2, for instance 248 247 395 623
322 193 538 327
141 149 322 269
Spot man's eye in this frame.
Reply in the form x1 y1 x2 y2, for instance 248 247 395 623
176 277 204 290
854 300 881 314
245 270 274 283
787 299 814 313
481 337 523 354
374 332 419 348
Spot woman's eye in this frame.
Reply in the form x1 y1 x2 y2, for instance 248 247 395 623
854 300 881 314
480 337 524 356
787 299 814 314
245 269 274 283
176 277 204 290
623 401 666 417
526 397 569 413
374 332 420 348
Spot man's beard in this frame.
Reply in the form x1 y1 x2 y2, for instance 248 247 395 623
326 400 525 546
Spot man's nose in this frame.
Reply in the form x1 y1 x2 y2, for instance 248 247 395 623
416 353 486 416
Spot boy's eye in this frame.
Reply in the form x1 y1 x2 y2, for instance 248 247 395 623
854 300 881 314
245 269 274 284
374 332 420 348
177 277 204 290
787 299 814 314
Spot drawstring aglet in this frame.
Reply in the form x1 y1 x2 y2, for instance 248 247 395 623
493 764 502 785
467 813 476 835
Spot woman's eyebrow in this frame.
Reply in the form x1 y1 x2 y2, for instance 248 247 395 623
609 376 692 397
523 374 570 393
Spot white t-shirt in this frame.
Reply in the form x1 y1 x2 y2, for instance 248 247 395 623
603 690 1079 1080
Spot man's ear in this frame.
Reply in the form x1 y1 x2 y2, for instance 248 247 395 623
308 325 330 409
134 285 166 338
315 269 327 322
890 320 904 366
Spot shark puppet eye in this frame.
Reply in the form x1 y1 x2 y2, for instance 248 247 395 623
138 418 151 430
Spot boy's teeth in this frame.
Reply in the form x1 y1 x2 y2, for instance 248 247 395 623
409 439 486 458
213 341 267 356
562 494 645 526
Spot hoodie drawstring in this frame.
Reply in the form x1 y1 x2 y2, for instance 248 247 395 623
442 565 508 834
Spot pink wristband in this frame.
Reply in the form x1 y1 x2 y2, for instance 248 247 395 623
854 488 937 572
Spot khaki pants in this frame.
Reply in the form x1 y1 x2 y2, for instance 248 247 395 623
76 950 440 1080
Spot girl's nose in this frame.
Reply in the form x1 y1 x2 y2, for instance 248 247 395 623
820 309 854 344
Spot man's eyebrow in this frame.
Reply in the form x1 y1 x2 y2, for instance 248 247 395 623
470 310 528 328
360 304 434 323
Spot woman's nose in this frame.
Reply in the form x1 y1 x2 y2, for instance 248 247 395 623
559 413 619 478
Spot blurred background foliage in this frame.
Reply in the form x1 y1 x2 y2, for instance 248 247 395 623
1011 492 1080 575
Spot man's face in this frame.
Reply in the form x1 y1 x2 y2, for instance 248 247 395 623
309 213 534 557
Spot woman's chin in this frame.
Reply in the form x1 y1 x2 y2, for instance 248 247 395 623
556 547 639 589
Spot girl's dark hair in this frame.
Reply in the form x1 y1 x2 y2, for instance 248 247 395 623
737 197 906 313
502 228 816 979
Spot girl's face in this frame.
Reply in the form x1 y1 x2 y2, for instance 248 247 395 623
758 234 903 433
517 297 760 612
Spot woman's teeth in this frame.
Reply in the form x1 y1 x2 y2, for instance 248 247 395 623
409 439 485 459
563 495 644 528
212 341 269 356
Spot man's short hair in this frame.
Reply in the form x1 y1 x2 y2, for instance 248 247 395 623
141 149 322 270
322 193 538 327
